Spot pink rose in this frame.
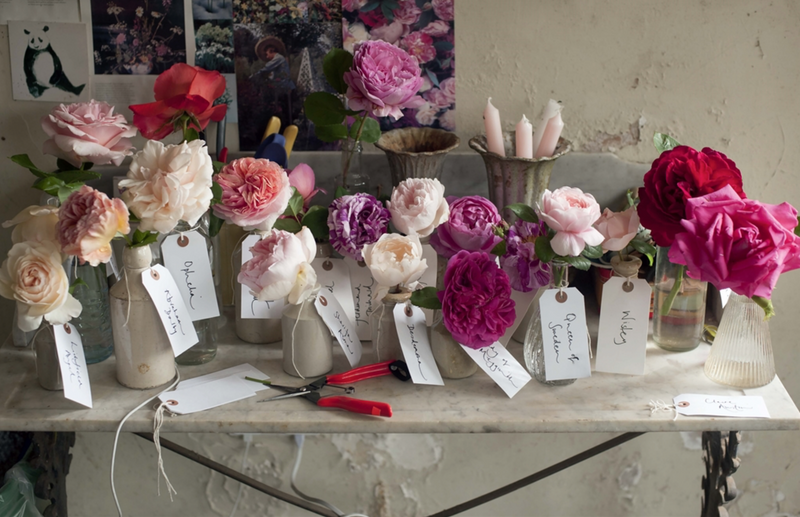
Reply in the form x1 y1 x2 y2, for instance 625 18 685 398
431 0 454 21
344 41 424 120
57 186 130 267
421 19 451 37
669 185 800 299
538 187 604 257
392 0 421 25
401 31 436 64
41 100 137 168
388 177 449 237
3 205 59 244
595 207 639 252
369 19 405 44
213 158 292 231
342 0 366 11
414 100 438 126
439 109 456 131
424 82 454 109
288 163 324 208
430 196 502 258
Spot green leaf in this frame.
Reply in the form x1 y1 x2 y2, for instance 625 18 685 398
82 162 94 171
272 218 302 233
212 160 226 175
581 244 604 259
10 154 49 179
630 238 656 265
426 68 440 88
209 213 224 238
68 277 89 295
358 117 381 144
383 0 400 8
361 1 379 11
752 296 775 321
534 236 556 263
57 185 78 204
131 229 159 247
32 175 64 194
562 254 592 271
334 186 349 199
305 92 347 126
314 123 349 143
381 3 394 21
183 127 200 142
433 41 454 51
55 170 101 184
795 215 800 237
410 286 442 310
302 205 330 241
653 133 680 153
322 49 354 94
490 240 507 257
505 203 538 223
57 158 76 171
286 188 304 218
211 181 223 205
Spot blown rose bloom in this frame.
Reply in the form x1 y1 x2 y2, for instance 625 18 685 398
431 0 454 21
213 158 292 231
287 163 324 209
388 178 449 237
370 20 404 44
57 186 130 267
401 31 436 64
3 205 60 245
362 233 427 301
538 187 604 257
41 100 137 167
668 185 800 299
595 207 639 252
343 40 424 121
429 196 502 258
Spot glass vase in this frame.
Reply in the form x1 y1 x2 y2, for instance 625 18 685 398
234 232 282 344
430 319 477 379
523 261 576 386
704 294 775 388
33 325 62 391
281 285 333 378
371 289 412 362
652 246 707 352
339 138 369 193
68 260 114 364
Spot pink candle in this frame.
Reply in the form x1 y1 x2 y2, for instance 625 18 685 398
483 98 505 156
515 114 533 158
532 99 564 158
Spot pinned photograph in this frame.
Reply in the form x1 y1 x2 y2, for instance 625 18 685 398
8 21 89 102
195 19 234 73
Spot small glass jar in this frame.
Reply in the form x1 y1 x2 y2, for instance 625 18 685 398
233 231 282 344
430 319 477 379
281 285 333 378
652 246 707 352
371 289 412 362
33 325 62 391
68 260 114 364
339 138 369 193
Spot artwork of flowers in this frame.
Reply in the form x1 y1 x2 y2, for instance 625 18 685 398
195 20 234 73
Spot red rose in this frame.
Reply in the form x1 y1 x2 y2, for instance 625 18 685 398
129 64 227 140
358 8 387 27
637 145 746 246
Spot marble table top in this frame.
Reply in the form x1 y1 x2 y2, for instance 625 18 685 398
2 310 799 434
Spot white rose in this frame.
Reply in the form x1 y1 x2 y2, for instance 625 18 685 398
120 140 213 233
2 205 60 244
387 178 450 237
362 234 427 301
0 240 82 331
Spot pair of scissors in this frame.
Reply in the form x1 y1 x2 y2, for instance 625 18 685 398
247 360 410 417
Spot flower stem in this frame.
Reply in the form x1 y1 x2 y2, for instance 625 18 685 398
659 264 684 316
341 113 367 188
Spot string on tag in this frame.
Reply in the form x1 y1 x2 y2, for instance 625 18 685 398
290 297 308 380
153 400 178 500
374 301 387 347
648 399 679 421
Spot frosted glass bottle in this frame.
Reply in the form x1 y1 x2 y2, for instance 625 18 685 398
430 319 477 379
281 285 333 378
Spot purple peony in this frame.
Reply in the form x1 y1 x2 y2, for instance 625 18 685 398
438 251 516 349
328 193 390 261
430 196 503 258
500 220 551 292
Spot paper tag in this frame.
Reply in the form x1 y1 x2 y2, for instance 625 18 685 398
313 257 357 327
315 292 363 367
538 288 591 381
674 394 770 419
345 257 376 340
417 244 438 326
595 277 651 375
53 324 92 408
176 364 270 393
240 233 285 319
461 342 531 398
393 304 444 386
158 376 256 415
141 265 199 357
162 230 220 322
499 289 539 346
719 288 732 308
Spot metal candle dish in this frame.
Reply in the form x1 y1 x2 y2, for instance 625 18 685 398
375 127 460 186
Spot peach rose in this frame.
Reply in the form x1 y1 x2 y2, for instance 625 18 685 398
362 233 427 301
3 205 60 244
595 207 639 252
213 158 292 231
57 186 130 266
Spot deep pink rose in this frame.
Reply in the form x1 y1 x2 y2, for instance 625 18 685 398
358 8 387 27
538 187 604 257
288 163 324 208
668 185 800 299
41 100 137 167
430 196 502 258
439 251 515 349
344 41 424 120
213 158 292 231
431 0 454 21
421 19 451 36
392 0 421 25
401 31 436 64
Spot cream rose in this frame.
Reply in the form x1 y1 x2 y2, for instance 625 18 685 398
387 178 449 237
0 240 82 331
3 205 60 244
362 233 428 301
120 139 213 233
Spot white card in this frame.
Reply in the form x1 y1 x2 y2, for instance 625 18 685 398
595 277 651 375
141 265 199 357
719 288 732 308
53 324 92 408
176 364 270 393
499 288 539 346
315 292 363 367
239 233 285 319
461 342 532 398
674 394 771 419
158 376 256 415
538 288 591 381
417 244 438 326
345 257 377 340
313 257 357 328
393 304 444 386
162 231 220 322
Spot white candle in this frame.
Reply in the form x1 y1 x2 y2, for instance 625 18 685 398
515 114 533 158
484 97 505 156
532 99 565 158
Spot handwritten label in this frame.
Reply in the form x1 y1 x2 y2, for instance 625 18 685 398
53 323 92 408
499 288 539 346
393 304 443 386
345 257 376 341
162 230 220 322
595 277 651 375
158 376 256 415
315 292 363 367
538 288 591 381
239 233 285 319
312 257 357 328
461 342 531 398
141 264 199 357
674 394 770 419
417 244 439 326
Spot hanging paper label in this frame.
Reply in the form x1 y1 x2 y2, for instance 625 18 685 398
538 288 591 381
393 304 444 386
719 288 732 308
315 292 363 367
239 233 284 319
673 394 770 419
460 342 531 398
158 376 256 415
141 265 199 357
595 277 651 375
162 230 220 322
344 257 376 341
312 257 357 328
176 363 270 393
499 288 539 346
53 323 92 408
417 244 439 326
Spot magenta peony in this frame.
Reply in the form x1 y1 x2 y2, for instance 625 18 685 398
538 187 604 257
213 157 292 231
429 196 502 259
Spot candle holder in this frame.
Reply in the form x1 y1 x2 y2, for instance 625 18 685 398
375 128 460 187
469 134 572 221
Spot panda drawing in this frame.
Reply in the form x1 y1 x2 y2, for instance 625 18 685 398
23 25 85 98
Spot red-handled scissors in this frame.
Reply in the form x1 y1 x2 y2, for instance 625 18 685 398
247 360 410 417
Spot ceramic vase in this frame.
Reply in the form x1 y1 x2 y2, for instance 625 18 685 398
372 289 412 362
375 127 460 187
430 320 477 379
234 232 282 344
281 285 333 378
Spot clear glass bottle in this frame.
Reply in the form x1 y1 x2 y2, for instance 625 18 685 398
371 289 412 362
340 138 369 193
704 294 775 388
33 325 62 391
281 285 333 378
652 246 707 352
68 260 114 364
233 231 282 344
430 319 478 379
523 261 576 386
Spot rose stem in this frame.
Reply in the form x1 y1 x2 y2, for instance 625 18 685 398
659 264 684 316
341 113 368 188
